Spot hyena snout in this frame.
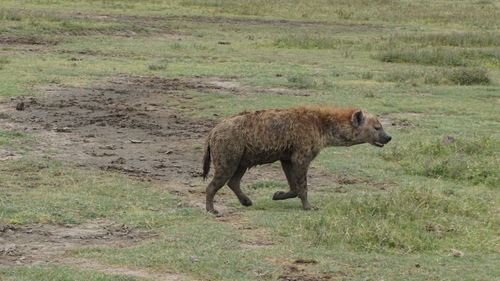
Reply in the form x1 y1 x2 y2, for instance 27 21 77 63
382 133 392 143
373 132 391 147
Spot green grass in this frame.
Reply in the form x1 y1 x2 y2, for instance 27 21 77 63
375 47 500 66
0 130 34 150
394 32 500 47
378 67 491 86
0 0 499 280
382 136 499 187
298 184 497 253
72 221 277 281
274 35 341 49
0 265 139 281
0 158 176 226
0 55 9 70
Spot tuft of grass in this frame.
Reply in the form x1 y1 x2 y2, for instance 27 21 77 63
0 158 175 226
297 184 497 253
379 70 420 84
394 32 500 47
274 35 340 49
375 47 468 67
382 137 499 187
378 67 490 85
286 75 332 89
148 63 167 71
0 264 138 281
359 71 374 80
444 67 490 85
0 56 10 70
0 130 34 150
0 9 22 21
375 47 500 68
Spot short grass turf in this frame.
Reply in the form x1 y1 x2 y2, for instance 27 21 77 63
0 0 499 280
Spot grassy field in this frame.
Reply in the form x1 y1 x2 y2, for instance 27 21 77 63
0 0 499 280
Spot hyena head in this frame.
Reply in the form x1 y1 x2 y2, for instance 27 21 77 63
351 109 392 147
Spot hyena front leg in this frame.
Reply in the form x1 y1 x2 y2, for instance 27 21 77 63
290 156 318 210
272 160 298 200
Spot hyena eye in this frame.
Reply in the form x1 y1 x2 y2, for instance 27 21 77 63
374 126 382 131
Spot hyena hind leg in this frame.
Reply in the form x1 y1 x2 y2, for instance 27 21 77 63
227 166 252 207
206 167 237 214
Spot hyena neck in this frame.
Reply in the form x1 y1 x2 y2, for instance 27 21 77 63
324 125 357 147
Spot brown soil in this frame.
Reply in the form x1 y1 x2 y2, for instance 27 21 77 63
166 15 327 27
380 112 423 129
77 13 392 30
62 258 191 281
3 75 220 180
0 34 60 45
2 75 322 182
68 12 325 27
278 265 333 281
0 220 150 266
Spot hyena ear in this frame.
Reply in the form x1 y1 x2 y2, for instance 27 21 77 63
351 110 364 128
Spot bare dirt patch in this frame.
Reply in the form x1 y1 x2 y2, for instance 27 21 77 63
0 34 60 45
2 75 319 182
1 74 359 217
0 220 150 266
167 15 327 27
3 75 221 180
165 15 394 30
278 265 333 281
66 11 392 31
62 258 192 281
380 112 423 129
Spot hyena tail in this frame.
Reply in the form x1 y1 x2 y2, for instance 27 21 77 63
202 140 211 180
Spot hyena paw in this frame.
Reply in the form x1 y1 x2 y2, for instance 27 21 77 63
272 191 287 200
206 208 219 215
240 198 253 207
303 205 319 211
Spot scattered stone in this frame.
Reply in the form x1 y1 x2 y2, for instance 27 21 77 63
55 127 72 133
451 249 464 258
294 259 318 264
444 135 456 144
15 102 25 111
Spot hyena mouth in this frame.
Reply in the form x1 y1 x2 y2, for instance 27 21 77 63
373 142 384 147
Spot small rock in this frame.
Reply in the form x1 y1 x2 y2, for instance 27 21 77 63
130 139 143 144
15 102 25 111
444 135 455 144
294 259 318 264
55 127 72 133
189 256 199 263
451 249 464 258
415 263 420 268
217 41 231 45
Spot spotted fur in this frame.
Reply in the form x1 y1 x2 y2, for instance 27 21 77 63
202 105 392 214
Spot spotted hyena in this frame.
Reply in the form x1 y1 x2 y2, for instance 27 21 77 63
202 106 392 214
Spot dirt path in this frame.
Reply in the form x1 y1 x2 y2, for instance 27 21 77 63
0 74 346 280
0 220 149 266
1 75 323 181
62 258 192 281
